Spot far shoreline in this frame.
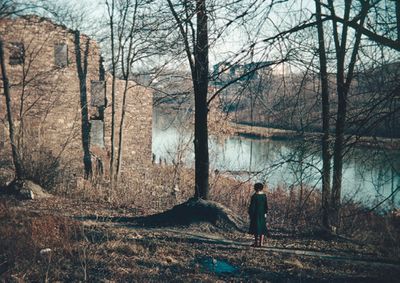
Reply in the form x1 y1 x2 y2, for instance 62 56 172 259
154 106 400 151
228 122 400 151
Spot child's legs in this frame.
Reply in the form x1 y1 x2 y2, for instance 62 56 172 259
259 235 264 246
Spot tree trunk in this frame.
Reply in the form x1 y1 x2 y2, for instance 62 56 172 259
74 31 92 179
107 0 117 189
167 0 210 199
115 2 138 187
315 0 331 230
331 83 346 227
396 0 400 41
194 0 209 199
329 0 368 228
327 0 351 229
115 79 129 185
0 38 24 179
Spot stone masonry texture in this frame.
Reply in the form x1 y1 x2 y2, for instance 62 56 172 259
0 16 152 180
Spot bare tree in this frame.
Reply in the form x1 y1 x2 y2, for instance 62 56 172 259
397 0 400 40
105 0 118 189
104 0 164 188
0 0 25 180
315 0 331 231
0 39 23 179
166 0 210 199
14 0 98 180
74 30 93 179
240 0 398 229
326 0 368 227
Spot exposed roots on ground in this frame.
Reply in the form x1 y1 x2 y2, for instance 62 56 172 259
132 198 247 232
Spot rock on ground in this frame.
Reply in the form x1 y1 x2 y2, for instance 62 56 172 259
4 179 51 200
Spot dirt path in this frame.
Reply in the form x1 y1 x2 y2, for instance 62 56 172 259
13 196 400 268
146 228 400 266
160 228 400 267
5 197 400 282
80 218 400 269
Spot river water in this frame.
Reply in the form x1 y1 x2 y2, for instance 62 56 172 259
152 111 400 209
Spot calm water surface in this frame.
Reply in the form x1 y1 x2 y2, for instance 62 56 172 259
152 111 400 208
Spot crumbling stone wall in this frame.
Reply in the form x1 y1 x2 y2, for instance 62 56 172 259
104 77 153 173
0 16 152 180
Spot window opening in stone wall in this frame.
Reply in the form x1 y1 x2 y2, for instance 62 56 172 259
9 42 24 65
90 120 105 148
90 81 106 149
54 43 68 68
91 81 106 108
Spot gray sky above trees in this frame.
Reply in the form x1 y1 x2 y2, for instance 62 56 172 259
23 0 399 74
34 0 309 69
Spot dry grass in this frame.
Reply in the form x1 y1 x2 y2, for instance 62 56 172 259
0 198 85 281
1 155 400 282
340 203 400 257
52 162 400 254
2 203 399 282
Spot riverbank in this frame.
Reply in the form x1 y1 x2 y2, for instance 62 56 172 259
1 158 399 281
154 106 400 150
229 122 400 150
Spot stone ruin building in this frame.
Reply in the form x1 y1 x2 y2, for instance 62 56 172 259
0 16 153 181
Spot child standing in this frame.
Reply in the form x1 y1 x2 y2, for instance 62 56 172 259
248 182 269 247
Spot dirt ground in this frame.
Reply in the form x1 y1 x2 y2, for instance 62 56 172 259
1 196 400 282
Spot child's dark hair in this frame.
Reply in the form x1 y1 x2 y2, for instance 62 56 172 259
254 183 264 192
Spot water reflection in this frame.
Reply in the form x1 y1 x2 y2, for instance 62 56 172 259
152 111 400 208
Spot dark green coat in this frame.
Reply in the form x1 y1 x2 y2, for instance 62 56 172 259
248 193 268 235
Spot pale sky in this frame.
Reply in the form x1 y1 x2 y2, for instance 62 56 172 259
43 0 398 75
54 0 315 66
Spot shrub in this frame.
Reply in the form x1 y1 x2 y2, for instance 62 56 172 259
20 145 62 190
